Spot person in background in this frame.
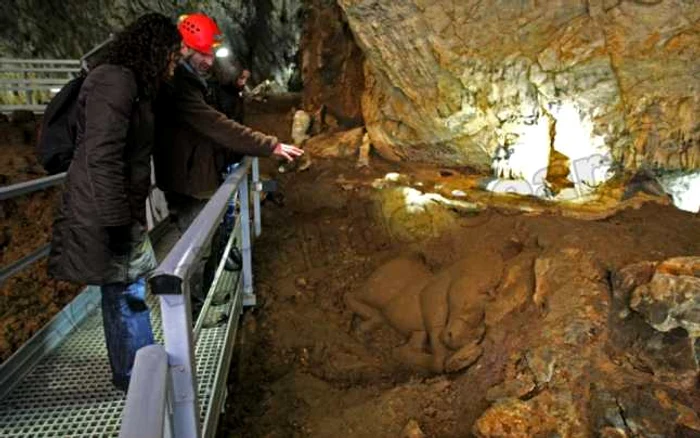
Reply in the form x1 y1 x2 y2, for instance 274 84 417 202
204 64 253 272
48 13 182 392
154 13 303 302
230 68 251 123
206 62 250 125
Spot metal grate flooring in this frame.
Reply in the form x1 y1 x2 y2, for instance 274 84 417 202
0 260 240 437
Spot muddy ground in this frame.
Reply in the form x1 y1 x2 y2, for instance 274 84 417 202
216 136 700 436
0 118 82 363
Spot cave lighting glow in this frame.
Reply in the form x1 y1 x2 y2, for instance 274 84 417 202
487 101 614 200
401 187 477 214
215 47 230 58
496 113 551 185
384 172 401 182
549 102 613 192
658 171 700 213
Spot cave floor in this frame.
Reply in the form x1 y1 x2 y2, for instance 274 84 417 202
216 150 700 437
2 105 699 437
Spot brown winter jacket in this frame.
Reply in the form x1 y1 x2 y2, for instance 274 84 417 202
153 63 278 198
48 64 157 285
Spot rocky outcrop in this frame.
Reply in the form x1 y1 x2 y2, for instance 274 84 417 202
611 256 700 382
474 248 700 437
0 0 174 59
238 0 303 87
301 0 364 127
630 257 700 338
0 0 302 88
338 0 700 177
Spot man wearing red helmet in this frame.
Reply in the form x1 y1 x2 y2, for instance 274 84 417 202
154 13 303 304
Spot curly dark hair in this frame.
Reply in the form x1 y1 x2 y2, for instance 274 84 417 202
105 12 181 96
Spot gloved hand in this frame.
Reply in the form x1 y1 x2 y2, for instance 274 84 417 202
106 224 132 256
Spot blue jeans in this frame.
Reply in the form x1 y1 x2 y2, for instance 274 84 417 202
101 278 155 391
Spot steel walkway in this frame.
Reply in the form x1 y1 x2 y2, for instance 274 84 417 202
0 225 244 438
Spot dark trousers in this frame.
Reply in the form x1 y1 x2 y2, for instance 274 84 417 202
164 193 220 301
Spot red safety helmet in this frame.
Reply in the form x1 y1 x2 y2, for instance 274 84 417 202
178 13 222 55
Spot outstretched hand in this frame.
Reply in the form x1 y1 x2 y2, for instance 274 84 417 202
273 143 304 162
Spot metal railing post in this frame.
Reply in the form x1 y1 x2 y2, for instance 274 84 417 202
153 277 201 438
145 158 254 436
119 345 170 438
252 158 262 237
239 175 255 307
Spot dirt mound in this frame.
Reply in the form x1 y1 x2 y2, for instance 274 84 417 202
219 156 700 437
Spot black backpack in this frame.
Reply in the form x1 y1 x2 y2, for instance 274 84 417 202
36 73 86 175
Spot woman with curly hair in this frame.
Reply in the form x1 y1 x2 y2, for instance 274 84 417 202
48 12 181 391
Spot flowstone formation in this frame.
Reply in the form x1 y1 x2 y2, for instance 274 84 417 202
337 0 700 190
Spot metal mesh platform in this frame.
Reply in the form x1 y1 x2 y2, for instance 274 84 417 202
0 266 241 438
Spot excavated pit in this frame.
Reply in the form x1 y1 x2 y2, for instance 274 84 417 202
214 103 700 437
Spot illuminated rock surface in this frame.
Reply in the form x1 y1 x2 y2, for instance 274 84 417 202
338 0 700 177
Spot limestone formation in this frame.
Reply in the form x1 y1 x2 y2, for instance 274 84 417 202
346 244 529 372
0 0 302 89
356 132 371 168
612 256 700 382
630 257 700 338
475 248 700 437
338 0 700 176
400 419 426 438
301 0 365 126
305 127 365 158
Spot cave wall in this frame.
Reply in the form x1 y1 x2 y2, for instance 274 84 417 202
0 0 302 89
0 0 181 59
337 0 700 174
300 0 364 127
3 1 698 174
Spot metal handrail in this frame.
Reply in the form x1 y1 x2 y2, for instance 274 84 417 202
0 78 79 85
0 59 81 65
147 157 256 438
0 39 109 114
80 35 114 68
151 157 253 289
0 171 172 283
252 158 262 237
3 85 72 92
0 173 66 201
0 104 52 113
192 198 240 339
118 345 171 438
0 244 50 285
0 67 80 73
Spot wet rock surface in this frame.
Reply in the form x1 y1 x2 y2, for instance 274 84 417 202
337 0 700 173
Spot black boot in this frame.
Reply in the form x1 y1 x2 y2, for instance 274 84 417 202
224 247 242 271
